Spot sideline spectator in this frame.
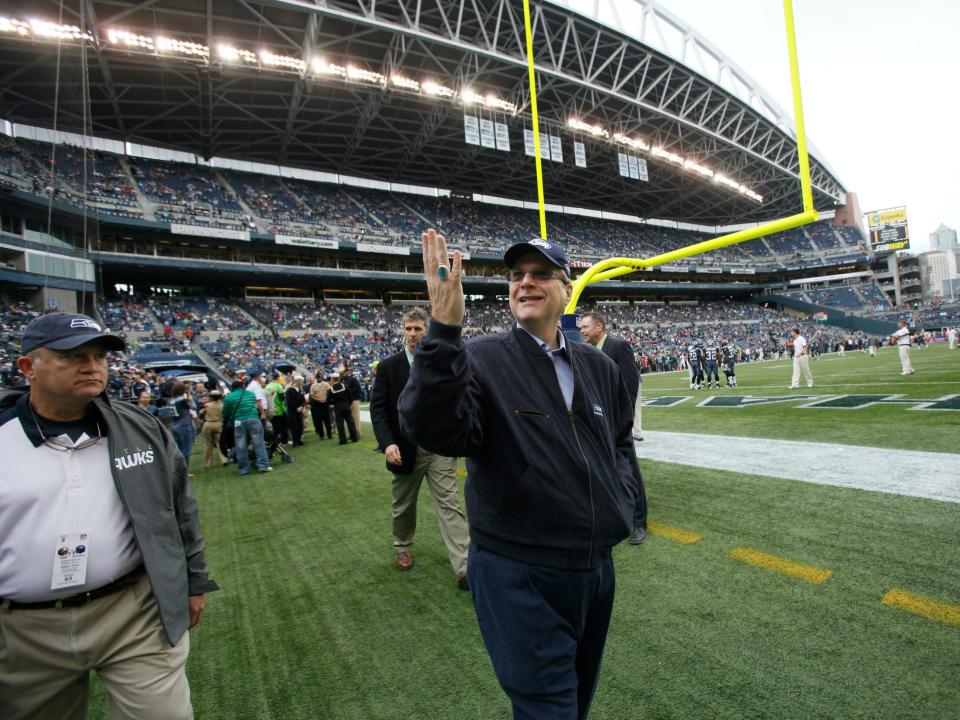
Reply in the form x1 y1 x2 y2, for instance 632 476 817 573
285 375 306 447
344 364 363 440
329 371 358 444
200 389 227 468
788 327 814 389
222 380 272 475
580 311 649 544
168 382 197 474
370 306 470 589
136 390 158 416
264 371 288 445
0 311 217 718
891 320 916 375
309 373 333 440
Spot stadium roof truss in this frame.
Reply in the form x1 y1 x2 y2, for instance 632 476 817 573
0 0 846 226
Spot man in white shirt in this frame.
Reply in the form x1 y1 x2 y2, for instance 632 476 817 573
891 320 915 374
0 312 216 719
947 326 958 351
245 369 268 421
788 327 814 389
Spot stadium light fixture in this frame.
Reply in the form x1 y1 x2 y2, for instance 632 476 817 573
485 94 517 114
1 16 92 41
261 50 306 73
155 36 208 58
28 18 91 41
422 80 454 99
218 43 255 65
347 65 385 86
567 118 609 139
651 147 685 166
461 88 482 105
390 75 419 92
683 159 714 179
613 133 650 152
311 58 346 78
106 28 154 49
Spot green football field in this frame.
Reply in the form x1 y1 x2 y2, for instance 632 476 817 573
91 345 959 719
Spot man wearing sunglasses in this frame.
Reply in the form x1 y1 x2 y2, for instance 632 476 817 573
400 230 638 720
0 312 217 719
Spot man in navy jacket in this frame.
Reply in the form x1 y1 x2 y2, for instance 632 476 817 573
399 230 640 720
579 311 649 544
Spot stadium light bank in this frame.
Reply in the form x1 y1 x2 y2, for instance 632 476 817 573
1 14 760 204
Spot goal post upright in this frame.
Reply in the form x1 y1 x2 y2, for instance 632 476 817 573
561 0 819 316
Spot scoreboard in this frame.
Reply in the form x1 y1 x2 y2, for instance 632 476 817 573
865 206 910 253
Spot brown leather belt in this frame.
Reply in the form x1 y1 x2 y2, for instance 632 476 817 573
1 564 145 610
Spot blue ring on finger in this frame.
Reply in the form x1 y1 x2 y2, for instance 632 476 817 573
438 266 448 281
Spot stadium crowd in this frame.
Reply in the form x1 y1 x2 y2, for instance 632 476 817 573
0 135 869 266
2 296 904 394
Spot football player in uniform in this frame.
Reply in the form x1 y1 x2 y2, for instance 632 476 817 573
703 339 721 389
687 342 702 390
722 343 737 387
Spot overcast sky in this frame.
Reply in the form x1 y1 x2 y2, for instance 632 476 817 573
578 0 959 252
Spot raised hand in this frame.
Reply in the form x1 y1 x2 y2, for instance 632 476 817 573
422 228 464 326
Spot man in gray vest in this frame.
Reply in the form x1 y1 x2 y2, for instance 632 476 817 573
0 312 217 719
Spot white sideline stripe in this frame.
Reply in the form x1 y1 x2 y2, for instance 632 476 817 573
360 411 959 504
637 431 960 504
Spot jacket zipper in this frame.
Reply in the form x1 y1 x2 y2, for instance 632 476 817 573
568 409 596 568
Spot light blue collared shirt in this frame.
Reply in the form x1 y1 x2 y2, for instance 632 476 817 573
518 325 574 411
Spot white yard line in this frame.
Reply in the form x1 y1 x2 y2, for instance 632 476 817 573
646 381 960 392
636 431 960 504
360 410 959 503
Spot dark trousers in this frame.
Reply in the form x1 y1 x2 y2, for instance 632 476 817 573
468 543 615 720
286 407 304 445
705 361 720 384
311 400 333 438
334 405 358 443
632 466 648 529
690 363 702 383
270 414 288 444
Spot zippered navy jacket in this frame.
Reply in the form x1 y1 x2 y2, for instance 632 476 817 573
398 321 638 570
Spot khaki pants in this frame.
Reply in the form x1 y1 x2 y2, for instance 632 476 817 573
898 345 914 373
791 354 813 387
351 400 362 439
201 421 226 468
392 451 469 577
0 575 192 720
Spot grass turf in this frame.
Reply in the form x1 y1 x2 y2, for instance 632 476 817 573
639 345 959 453
87 348 959 718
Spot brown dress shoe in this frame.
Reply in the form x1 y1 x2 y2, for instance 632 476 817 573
395 551 414 570
457 575 469 591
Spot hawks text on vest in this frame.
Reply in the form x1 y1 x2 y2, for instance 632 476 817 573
114 449 155 471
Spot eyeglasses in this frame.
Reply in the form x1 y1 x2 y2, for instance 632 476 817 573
29 403 103 452
505 268 560 283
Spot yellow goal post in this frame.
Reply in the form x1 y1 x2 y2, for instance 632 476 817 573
521 0 819 316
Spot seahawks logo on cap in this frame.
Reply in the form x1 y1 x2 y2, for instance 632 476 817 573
529 239 552 249
70 318 102 331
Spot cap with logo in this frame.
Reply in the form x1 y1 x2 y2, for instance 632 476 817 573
503 238 571 279
21 312 126 355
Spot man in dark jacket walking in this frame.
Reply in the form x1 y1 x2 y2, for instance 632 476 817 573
329 370 358 444
284 375 306 446
370 307 469 588
579 311 649 544
400 230 639 720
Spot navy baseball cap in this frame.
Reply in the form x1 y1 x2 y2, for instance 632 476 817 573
21 312 126 355
503 238 571 279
